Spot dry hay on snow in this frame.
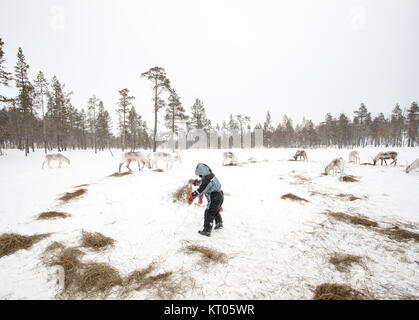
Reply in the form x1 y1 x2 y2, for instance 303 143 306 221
340 175 359 182
59 189 87 202
77 262 123 297
37 211 71 220
109 172 132 178
378 226 419 243
336 194 363 201
172 181 193 205
326 211 378 228
45 245 121 298
80 231 115 251
153 169 164 172
314 283 367 300
73 184 89 188
181 243 228 266
329 253 364 272
0 233 50 259
281 193 309 203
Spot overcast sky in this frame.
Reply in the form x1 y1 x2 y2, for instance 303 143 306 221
1 0 418 132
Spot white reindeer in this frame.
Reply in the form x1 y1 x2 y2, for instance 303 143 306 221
222 151 238 166
406 158 419 173
42 153 70 169
119 151 151 173
348 150 360 164
373 151 398 166
324 158 345 176
148 151 182 171
294 150 308 161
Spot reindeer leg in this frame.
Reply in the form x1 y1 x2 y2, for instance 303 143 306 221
48 160 52 168
119 162 124 173
138 161 142 171
42 160 46 169
126 160 133 172
59 160 62 168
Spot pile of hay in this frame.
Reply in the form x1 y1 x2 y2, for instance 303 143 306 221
314 283 366 300
153 169 164 172
109 172 132 178
46 245 122 298
181 243 228 266
0 233 50 258
336 194 362 201
73 184 89 188
329 253 364 272
281 193 309 203
172 181 193 204
80 231 115 251
59 189 87 202
378 227 419 243
326 211 378 228
340 175 359 182
37 211 71 220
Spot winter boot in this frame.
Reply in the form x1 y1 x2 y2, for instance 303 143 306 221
214 222 223 230
198 229 211 237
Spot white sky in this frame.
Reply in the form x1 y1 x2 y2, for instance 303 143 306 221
1 0 418 133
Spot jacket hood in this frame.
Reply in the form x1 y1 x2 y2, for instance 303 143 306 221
195 163 212 176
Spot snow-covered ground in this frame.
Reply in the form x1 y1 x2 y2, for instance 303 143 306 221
0 147 418 300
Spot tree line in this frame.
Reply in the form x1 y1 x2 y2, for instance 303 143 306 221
0 39 418 156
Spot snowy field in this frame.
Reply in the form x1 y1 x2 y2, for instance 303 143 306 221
0 147 418 300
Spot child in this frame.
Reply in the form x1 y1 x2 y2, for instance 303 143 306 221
189 163 224 237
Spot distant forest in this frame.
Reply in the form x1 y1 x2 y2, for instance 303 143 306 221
0 39 418 156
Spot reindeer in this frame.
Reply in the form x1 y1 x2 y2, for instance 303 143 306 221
324 158 345 176
148 151 182 171
42 153 70 169
372 151 398 166
406 158 419 173
222 151 238 166
119 151 151 173
348 150 360 164
293 150 308 161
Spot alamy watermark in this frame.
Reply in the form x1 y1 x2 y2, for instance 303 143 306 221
156 129 264 150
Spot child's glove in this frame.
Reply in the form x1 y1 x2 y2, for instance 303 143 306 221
189 179 199 186
188 191 199 201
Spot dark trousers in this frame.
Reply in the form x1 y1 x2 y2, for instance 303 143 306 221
204 191 224 231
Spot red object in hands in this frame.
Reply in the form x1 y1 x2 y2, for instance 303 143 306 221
198 194 204 205
188 193 195 201
189 179 198 186
219 206 223 212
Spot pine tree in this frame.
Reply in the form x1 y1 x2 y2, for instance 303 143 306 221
406 102 419 147
116 88 135 151
46 76 66 151
87 95 100 153
34 71 49 153
14 48 34 156
96 101 111 151
164 89 188 151
390 104 405 147
263 112 274 147
141 67 171 152
128 106 138 151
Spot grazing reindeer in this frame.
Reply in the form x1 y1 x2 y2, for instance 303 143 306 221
324 158 345 176
222 151 238 166
373 151 398 166
348 151 360 164
119 151 151 173
406 158 419 173
148 151 182 171
42 153 70 169
293 150 308 161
